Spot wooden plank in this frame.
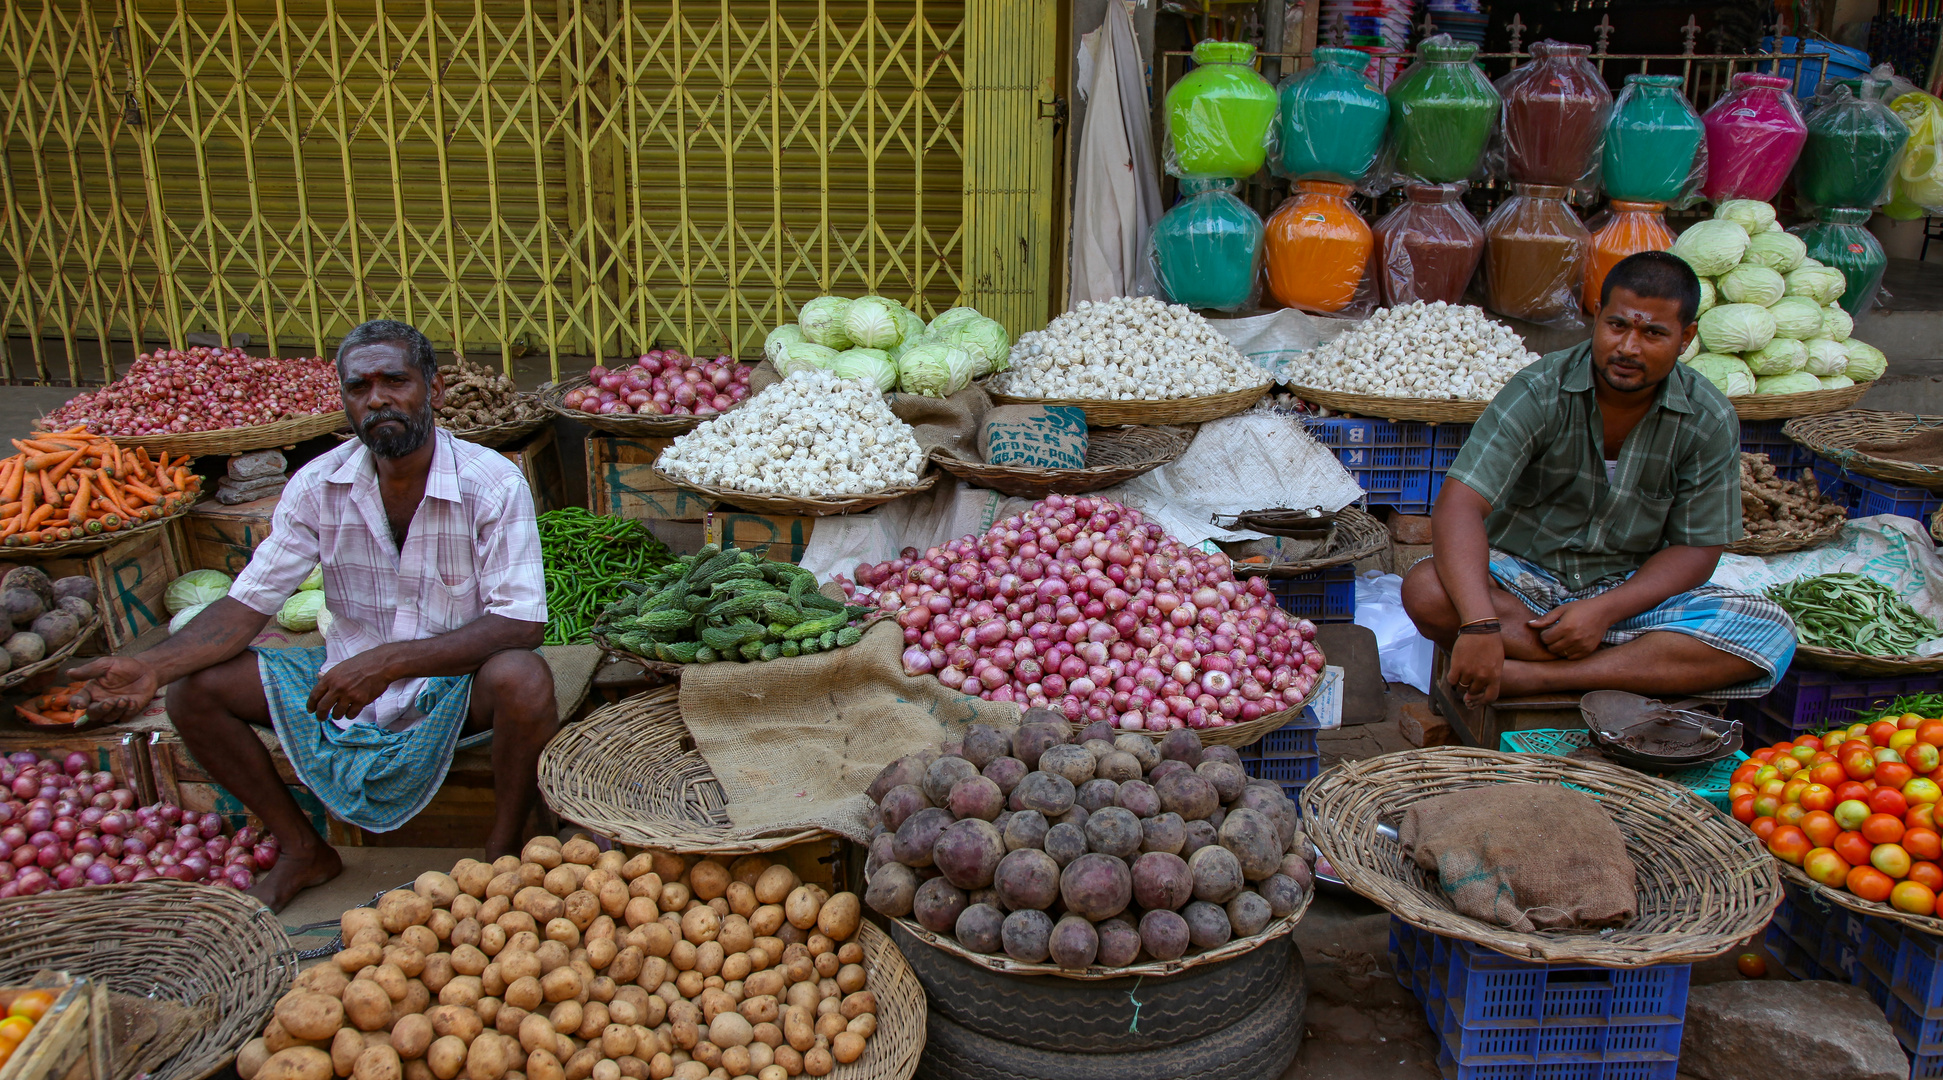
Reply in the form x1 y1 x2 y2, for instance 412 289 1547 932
181 496 279 577
586 435 711 522
703 511 817 563
500 427 567 516
25 523 187 652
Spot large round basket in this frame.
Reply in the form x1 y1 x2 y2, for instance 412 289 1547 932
537 686 836 854
985 385 1270 427
653 469 937 517
928 426 1194 499
591 631 686 681
1303 747 1780 966
0 879 296 1080
96 410 348 456
542 373 750 436
1730 381 1872 421
0 614 101 692
2 497 196 559
1073 685 1319 749
1228 505 1389 577
1775 860 1943 938
1287 387 1488 424
1784 410 1943 489
1725 516 1845 556
447 397 550 448
836 920 926 1080
1791 642 1943 676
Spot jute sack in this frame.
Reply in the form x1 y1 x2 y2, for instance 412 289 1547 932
979 405 1089 468
889 383 993 459
1397 784 1637 933
678 617 1020 841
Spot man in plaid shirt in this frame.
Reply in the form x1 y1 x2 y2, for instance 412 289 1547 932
74 320 556 910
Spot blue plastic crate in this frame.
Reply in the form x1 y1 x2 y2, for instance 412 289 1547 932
1242 754 1319 786
1894 929 1943 1015
1244 717 1320 758
1820 923 1859 980
1433 1048 1679 1080
1892 993 1943 1055
1726 665 1941 741
1764 924 1825 982
1813 460 1943 521
1267 567 1357 623
1917 1050 1943 1080
1857 964 1894 1014
1437 998 1684 1061
1497 729 1745 812
1426 925 1691 1026
1862 919 1902 982
1740 418 1815 468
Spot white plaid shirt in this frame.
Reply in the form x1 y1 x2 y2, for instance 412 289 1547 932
230 428 547 730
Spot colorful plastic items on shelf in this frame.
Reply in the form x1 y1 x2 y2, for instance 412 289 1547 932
1585 201 1676 314
1164 40 1279 179
1498 40 1612 187
1149 179 1266 312
1700 73 1808 203
1792 207 1888 315
1265 179 1373 313
1274 47 1390 185
1386 35 1501 184
1484 183 1588 326
1604 74 1706 204
1796 77 1911 212
1372 182 1484 306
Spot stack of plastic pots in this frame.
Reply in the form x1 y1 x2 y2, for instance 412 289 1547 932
1787 73 1908 316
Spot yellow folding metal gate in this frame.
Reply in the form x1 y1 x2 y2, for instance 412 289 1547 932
0 0 1060 383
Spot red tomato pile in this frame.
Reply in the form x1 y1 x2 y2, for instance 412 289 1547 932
1734 713 1943 917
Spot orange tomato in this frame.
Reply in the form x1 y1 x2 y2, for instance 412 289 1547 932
1875 842 1914 879
1810 761 1848 788
1835 829 1875 866
1730 782 1758 800
0 1042 14 1069
1917 719 1943 748
1800 783 1837 812
1849 864 1897 902
1802 810 1841 848
1805 846 1851 887
1844 753 1878 781
1865 813 1909 845
1737 952 1768 978
7 992 54 1023
1776 803 1809 828
0 1017 29 1045
1836 781 1871 804
1752 748 1779 764
1872 786 1911 817
1774 756 1805 780
1904 713 1930 730
1798 734 1826 751
1895 880 1939 916
1912 804 1940 832
1783 778 1812 803
1752 816 1780 842
1880 762 1916 791
1910 861 1943 892
1872 720 1902 745
1733 763 1760 785
1791 745 1820 767
1907 827 1943 861
1826 730 1851 750
1769 825 1813 865
1732 794 1758 823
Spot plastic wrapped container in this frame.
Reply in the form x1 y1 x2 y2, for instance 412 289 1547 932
1497 41 1612 187
1886 87 1943 218
1274 47 1390 185
1795 77 1910 212
1264 179 1373 313
1164 40 1279 179
1372 182 1485 306
1604 74 1707 204
1149 178 1266 311
1584 201 1676 315
1700 73 1808 203
1791 207 1887 315
1484 183 1588 326
1386 35 1501 184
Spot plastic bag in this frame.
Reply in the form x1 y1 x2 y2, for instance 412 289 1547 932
1483 183 1589 329
1795 71 1911 213
1603 74 1708 207
1148 178 1266 312
1372 182 1485 306
1583 201 1676 315
1272 46 1390 188
1886 86 1943 218
1353 571 1432 694
1492 40 1612 191
1264 180 1376 316
1789 207 1888 315
1384 35 1501 185
1163 40 1279 180
1699 73 1807 203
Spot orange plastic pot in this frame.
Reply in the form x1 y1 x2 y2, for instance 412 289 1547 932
1264 180 1372 312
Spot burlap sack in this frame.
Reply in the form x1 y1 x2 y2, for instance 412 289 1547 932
889 383 992 458
1397 784 1637 933
978 405 1088 468
677 619 1020 840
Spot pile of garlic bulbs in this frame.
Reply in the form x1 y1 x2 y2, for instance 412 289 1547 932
657 370 925 495
992 297 1269 401
1288 302 1540 401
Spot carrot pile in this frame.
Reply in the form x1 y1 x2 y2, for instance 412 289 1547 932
14 682 87 726
0 428 202 547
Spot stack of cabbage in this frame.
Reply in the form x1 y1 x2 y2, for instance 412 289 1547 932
164 566 328 635
763 296 1010 398
1671 200 1887 398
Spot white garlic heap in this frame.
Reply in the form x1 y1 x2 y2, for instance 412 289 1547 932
1291 302 1541 401
657 369 925 495
991 296 1270 401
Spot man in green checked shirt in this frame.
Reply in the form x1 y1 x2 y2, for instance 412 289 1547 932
1402 252 1797 707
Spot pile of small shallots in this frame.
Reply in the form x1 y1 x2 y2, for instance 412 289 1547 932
46 347 340 435
559 351 754 418
842 494 1325 731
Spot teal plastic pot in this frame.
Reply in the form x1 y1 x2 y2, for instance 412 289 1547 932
1274 47 1389 184
1796 77 1911 211
1603 74 1704 203
1150 179 1265 311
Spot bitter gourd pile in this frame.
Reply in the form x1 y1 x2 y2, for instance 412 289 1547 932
594 544 873 663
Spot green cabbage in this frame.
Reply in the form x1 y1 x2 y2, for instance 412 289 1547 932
1718 263 1786 307
1698 303 1777 354
1801 337 1850 377
1786 264 1848 305
1673 220 1751 276
896 342 977 397
1819 374 1856 389
1766 296 1824 340
1679 334 1702 362
1742 230 1807 274
890 304 927 345
1844 338 1888 381
299 565 323 592
829 347 898 392
927 306 985 335
763 324 806 365
278 590 326 632
1756 371 1825 395
1696 277 1717 316
1764 220 1786 233
168 601 212 635
932 316 1012 377
1688 354 1756 397
315 604 334 638
165 570 232 615
1821 304 1854 342
1743 337 1807 375
843 296 903 350
797 296 854 349
1715 199 1777 233
777 341 839 377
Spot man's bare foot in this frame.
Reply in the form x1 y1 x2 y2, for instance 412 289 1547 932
250 843 344 912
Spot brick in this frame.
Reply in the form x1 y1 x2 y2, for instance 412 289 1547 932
1388 513 1434 545
1397 700 1454 747
1390 543 1434 576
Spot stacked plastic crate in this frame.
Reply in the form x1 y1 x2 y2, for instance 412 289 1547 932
1498 729 1747 812
1302 417 1470 516
1726 667 1941 747
1237 708 1320 807
1810 459 1943 522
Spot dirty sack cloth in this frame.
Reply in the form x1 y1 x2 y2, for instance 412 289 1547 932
979 405 1088 468
889 383 993 459
1398 784 1638 933
1854 426 1943 467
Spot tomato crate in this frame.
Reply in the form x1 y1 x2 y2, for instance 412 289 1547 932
1726 665 1939 740
1435 997 1684 1061
1301 416 1437 470
1239 713 1322 758
1858 964 1894 1014
1741 418 1815 468
1398 919 1691 1027
1763 924 1826 981
1915 1050 1943 1080
1267 567 1357 623
1812 459 1943 521
1892 993 1943 1055
1821 922 1861 980
1863 919 1903 983
1433 1047 1679 1080
1893 929 1943 1014
1497 729 1746 812
1240 754 1319 787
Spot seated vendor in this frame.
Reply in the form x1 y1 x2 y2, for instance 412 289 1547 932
72 319 556 910
1402 251 1796 707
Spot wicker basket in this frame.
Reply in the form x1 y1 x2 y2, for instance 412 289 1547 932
96 410 348 457
1775 860 1943 938
1229 505 1389 577
653 469 937 517
834 920 926 1080
1303 747 1779 966
1784 411 1943 490
1791 642 1943 676
542 373 751 436
1725 517 1845 556
0 614 101 693
591 631 686 681
537 687 836 854
0 880 296 1080
985 384 1271 427
2 499 195 559
446 399 550 448
1730 381 1872 421
1073 688 1318 749
1286 386 1490 424
928 426 1194 499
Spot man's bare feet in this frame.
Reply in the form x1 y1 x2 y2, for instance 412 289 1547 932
250 842 344 912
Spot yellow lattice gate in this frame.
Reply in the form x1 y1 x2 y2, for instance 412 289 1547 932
0 0 1059 383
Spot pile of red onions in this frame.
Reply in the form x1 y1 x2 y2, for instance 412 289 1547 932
561 352 753 417
844 494 1325 731
0 751 277 896
46 347 339 436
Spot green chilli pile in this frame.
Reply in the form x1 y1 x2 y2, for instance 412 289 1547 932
595 544 873 663
1767 573 1943 657
536 508 674 646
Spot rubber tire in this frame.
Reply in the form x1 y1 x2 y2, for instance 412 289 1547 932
889 922 1295 1053
914 945 1308 1080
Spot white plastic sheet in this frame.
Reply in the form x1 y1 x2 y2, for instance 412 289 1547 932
796 483 1027 583
1710 515 1943 621
1353 570 1434 693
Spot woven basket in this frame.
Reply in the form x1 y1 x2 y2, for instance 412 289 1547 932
0 879 296 1080
97 410 348 457
928 426 1194 499
537 687 835 854
1791 642 1943 676
542 373 751 436
446 398 550 448
0 614 101 692
1303 747 1780 966
1784 411 1943 490
1229 505 1389 577
591 631 686 681
1072 687 1319 749
654 469 938 517
1 499 195 559
1725 517 1845 556
1775 860 1943 939
985 384 1270 427
834 920 926 1080
1729 381 1872 421
1287 387 1489 423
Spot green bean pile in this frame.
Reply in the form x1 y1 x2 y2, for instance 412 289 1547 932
537 508 674 646
1767 573 1943 657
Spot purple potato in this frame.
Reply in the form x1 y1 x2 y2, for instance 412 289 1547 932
955 903 1005 953
1131 851 1194 911
1260 873 1305 918
983 756 1029 796
1207 806 1227 830
1058 853 1132 921
1004 810 1050 853
1116 779 1161 819
1001 909 1054 963
1113 733 1160 771
1183 819 1218 852
1189 844 1245 903
864 862 919 918
1279 854 1313 890
1140 812 1186 855
1226 890 1272 937
892 806 954 867
1196 760 1247 803
913 877 969 933
1048 915 1099 970
948 775 1006 821
1010 722 1068 770
865 833 896 877
1095 918 1142 967
1055 804 1090 831
961 725 1012 770
1077 719 1118 746
1012 771 1077 816
1219 808 1284 881
1044 823 1088 867
1084 807 1144 860
1148 759 1193 784
1038 744 1098 786
1075 778 1120 813
879 785 931 832
933 818 1005 890
1200 745 1242 767
994 848 1061 911
923 756 981 806
1157 729 1204 767
867 755 930 803
1183 901 1231 949
1096 751 1143 783
1156 771 1220 822
1138 909 1190 961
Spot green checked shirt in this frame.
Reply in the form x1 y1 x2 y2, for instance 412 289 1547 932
1444 342 1743 592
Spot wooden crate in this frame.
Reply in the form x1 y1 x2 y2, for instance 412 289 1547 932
21 523 187 652
501 427 567 516
0 978 110 1080
181 496 278 576
704 510 816 563
586 435 712 522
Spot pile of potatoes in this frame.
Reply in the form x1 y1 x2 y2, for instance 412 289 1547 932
863 714 1315 970
239 838 881 1080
